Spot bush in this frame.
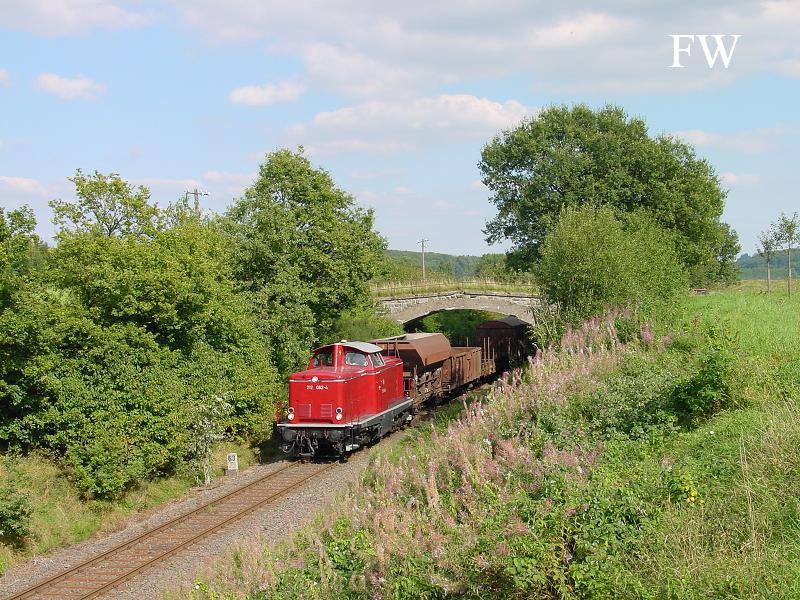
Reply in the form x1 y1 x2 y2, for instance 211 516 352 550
328 306 404 344
0 486 31 546
670 323 739 423
534 205 687 331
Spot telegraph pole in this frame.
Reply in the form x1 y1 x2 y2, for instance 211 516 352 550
184 188 209 215
417 236 430 280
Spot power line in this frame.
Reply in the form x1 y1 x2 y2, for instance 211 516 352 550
417 236 430 280
184 188 209 214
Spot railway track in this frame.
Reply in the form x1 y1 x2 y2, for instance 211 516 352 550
4 460 335 600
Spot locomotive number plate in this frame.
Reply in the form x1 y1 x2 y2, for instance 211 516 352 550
306 384 329 390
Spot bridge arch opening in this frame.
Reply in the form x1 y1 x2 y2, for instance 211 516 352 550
404 308 509 347
387 294 536 325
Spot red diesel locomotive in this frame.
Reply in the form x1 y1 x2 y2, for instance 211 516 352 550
278 319 530 458
276 341 414 457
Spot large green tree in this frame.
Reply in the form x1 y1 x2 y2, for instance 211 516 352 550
0 206 46 307
1 176 280 498
480 104 738 285
227 148 386 372
50 170 158 238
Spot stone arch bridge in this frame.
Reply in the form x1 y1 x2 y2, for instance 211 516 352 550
379 291 540 323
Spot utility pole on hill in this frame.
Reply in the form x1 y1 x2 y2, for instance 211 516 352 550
185 188 209 215
418 236 430 280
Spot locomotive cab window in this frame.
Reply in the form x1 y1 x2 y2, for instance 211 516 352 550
313 352 333 367
344 351 368 366
370 352 384 367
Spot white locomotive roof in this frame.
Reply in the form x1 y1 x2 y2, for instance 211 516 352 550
339 340 383 353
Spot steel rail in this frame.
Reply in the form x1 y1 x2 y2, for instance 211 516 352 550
5 461 335 600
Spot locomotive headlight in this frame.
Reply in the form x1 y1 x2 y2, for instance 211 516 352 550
335 407 343 421
336 414 343 421
287 407 294 421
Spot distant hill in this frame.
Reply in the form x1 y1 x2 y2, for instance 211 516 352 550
384 249 799 282
383 249 483 280
737 252 800 279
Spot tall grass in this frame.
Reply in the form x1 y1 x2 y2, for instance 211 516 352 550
181 289 800 599
183 313 687 598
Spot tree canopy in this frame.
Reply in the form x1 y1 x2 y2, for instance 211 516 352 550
50 170 158 238
479 104 738 285
1 177 281 498
226 148 386 372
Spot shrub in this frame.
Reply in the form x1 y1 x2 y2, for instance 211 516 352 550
534 205 687 331
328 306 404 344
670 323 739 422
0 486 31 546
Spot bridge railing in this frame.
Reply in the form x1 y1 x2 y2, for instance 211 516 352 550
370 278 538 298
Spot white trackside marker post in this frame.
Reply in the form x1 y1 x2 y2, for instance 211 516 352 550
226 452 239 475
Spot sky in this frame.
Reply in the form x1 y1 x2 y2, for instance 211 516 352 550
1 1 798 257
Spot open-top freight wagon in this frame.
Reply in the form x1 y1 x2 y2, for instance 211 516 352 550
277 317 529 458
476 315 531 372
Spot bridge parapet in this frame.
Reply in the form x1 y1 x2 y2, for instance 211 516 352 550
379 290 540 323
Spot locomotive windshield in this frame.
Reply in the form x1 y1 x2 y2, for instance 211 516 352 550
344 351 368 366
313 351 333 367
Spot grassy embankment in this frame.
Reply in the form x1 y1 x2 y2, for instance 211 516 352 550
0 442 260 576
183 286 800 599
370 279 538 298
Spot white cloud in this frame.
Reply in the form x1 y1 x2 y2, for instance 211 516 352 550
305 139 414 156
470 180 488 192
673 127 785 154
36 73 106 100
136 172 256 201
672 129 722 147
202 170 254 186
0 175 49 196
202 170 255 194
779 58 800 77
228 80 305 105
139 177 204 193
348 168 405 180
168 1 800 95
531 12 634 48
0 68 9 87
721 172 761 186
302 44 439 98
0 0 150 35
293 94 533 155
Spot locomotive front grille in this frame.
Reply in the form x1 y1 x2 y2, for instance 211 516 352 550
298 403 312 418
320 404 333 418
